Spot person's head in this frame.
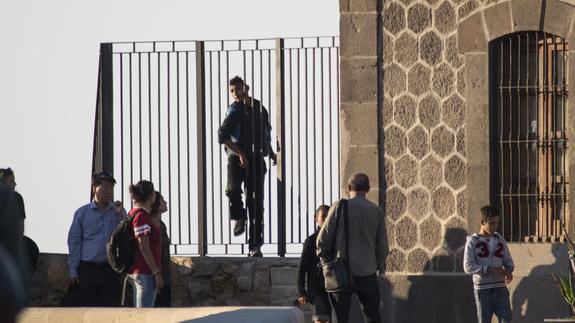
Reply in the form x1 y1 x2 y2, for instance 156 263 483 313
229 76 246 102
0 168 16 192
347 173 370 196
479 205 500 235
129 180 156 208
151 190 168 216
315 205 330 228
91 172 116 204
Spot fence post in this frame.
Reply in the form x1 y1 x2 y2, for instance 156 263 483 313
275 38 287 257
91 43 114 199
196 41 208 256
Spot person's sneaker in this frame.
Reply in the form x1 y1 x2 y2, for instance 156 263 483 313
233 218 246 236
248 249 263 257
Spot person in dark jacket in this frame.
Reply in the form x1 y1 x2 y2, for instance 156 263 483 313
297 205 331 323
218 76 276 257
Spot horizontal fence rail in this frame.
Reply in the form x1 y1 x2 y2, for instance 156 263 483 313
92 37 341 256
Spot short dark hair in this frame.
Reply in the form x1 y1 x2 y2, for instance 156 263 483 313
348 173 370 192
480 205 500 223
315 205 330 221
129 180 155 203
229 76 244 87
92 172 116 187
0 168 14 182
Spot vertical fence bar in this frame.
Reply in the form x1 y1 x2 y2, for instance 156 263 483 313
218 46 224 246
527 33 532 240
129 51 135 188
498 41 504 239
196 41 208 256
177 51 183 245
120 54 125 203
148 53 153 181
516 34 521 241
186 51 192 245
276 38 287 257
92 43 114 198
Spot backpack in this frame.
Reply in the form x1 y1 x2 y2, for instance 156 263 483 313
106 215 136 275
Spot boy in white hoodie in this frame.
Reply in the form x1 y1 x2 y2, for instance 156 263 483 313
464 205 514 323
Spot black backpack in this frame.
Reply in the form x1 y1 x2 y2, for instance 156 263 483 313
107 215 136 275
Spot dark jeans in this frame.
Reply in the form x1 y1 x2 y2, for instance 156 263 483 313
226 154 267 249
155 284 172 307
78 261 121 307
474 287 512 323
328 273 381 323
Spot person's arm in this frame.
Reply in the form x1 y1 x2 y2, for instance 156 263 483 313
501 238 514 284
14 192 25 236
133 213 164 290
297 237 313 300
316 202 339 260
67 208 83 282
375 215 389 274
218 107 248 167
501 238 514 271
463 236 485 275
263 107 277 164
223 139 248 168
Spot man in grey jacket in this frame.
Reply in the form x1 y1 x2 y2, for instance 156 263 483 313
317 173 388 323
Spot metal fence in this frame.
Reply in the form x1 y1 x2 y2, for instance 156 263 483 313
92 37 341 256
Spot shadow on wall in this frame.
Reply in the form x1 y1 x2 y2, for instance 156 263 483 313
390 227 476 323
512 243 569 322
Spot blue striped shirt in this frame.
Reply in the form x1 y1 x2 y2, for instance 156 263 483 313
67 200 126 278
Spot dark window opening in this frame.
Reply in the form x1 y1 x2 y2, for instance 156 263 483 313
489 32 569 242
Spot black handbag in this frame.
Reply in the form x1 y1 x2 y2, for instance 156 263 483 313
322 199 354 293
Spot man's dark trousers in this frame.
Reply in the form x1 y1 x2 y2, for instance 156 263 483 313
226 154 267 249
77 261 121 306
328 273 381 323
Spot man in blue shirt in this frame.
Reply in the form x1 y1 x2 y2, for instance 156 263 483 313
67 172 126 306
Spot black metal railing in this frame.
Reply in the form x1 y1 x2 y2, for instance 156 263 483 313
92 37 341 256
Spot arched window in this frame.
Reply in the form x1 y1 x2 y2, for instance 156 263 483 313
489 32 569 242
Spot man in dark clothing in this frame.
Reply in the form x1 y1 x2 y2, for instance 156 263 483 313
0 183 27 323
218 76 276 257
297 205 332 323
0 168 26 236
0 168 38 274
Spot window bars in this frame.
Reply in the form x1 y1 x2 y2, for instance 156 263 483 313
490 32 569 242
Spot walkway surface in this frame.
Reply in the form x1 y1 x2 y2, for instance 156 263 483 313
18 306 304 323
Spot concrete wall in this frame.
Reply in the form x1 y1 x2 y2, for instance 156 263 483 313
27 252 570 322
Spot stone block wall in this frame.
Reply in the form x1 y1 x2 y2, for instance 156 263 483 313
28 254 316 319
341 0 575 276
381 0 469 275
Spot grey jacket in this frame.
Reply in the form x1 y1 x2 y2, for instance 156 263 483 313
316 196 389 277
463 232 514 290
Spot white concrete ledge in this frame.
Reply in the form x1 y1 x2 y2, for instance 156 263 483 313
18 307 304 323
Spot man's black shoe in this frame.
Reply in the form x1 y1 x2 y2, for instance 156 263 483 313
233 218 246 236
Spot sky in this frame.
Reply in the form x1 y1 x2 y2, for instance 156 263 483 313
0 0 339 253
